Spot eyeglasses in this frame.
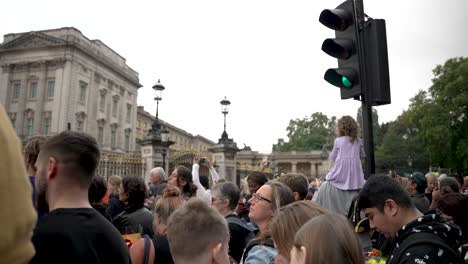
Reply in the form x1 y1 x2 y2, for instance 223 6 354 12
252 193 272 203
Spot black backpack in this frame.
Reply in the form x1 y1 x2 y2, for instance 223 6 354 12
391 232 464 264
347 193 370 233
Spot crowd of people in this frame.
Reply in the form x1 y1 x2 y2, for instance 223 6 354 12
2 102 468 264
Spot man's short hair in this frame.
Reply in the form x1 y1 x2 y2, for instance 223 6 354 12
358 175 413 212
278 173 309 200
39 131 100 188
167 198 229 262
88 176 107 204
150 167 166 180
24 135 47 167
247 171 268 186
121 176 147 207
212 182 240 210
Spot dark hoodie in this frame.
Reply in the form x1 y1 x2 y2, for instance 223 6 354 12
387 209 463 264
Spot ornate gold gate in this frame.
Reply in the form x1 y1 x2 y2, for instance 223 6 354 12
169 149 212 175
96 151 144 179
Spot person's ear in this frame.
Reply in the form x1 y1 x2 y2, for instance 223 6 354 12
293 192 300 201
211 242 226 264
384 199 399 217
48 157 58 180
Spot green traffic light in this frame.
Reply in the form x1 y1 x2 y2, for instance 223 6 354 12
342 76 352 88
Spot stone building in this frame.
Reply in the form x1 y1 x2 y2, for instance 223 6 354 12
136 105 215 153
0 27 141 153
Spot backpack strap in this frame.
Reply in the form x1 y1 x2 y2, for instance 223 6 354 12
392 232 462 264
142 234 151 264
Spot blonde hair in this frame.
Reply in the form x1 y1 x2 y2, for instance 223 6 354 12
154 186 185 234
337 116 359 143
294 213 364 264
271 201 327 260
108 175 121 186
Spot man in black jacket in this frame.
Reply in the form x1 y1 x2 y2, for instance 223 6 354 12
358 175 463 264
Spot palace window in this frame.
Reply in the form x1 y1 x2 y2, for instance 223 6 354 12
47 80 55 98
11 81 21 100
25 118 34 137
111 127 117 150
43 117 51 135
126 104 132 123
125 130 131 151
112 96 119 118
79 81 87 103
99 93 106 112
29 81 38 99
98 126 104 144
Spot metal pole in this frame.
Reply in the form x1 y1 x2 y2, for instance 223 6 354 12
155 100 160 120
223 113 227 132
354 0 375 178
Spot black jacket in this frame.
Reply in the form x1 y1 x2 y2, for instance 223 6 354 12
387 209 463 264
112 206 154 238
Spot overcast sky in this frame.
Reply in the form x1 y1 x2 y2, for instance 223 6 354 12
1 0 467 153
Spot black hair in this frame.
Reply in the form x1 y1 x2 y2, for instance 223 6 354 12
358 175 413 212
40 131 100 188
122 176 147 209
212 182 240 210
247 171 269 186
199 175 209 190
88 176 107 204
278 173 309 200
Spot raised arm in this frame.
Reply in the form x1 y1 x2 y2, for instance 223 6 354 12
192 155 211 204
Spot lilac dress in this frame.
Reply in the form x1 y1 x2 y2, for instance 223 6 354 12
326 136 365 190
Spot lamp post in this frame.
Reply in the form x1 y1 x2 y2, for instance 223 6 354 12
147 80 165 139
219 96 231 143
160 127 171 171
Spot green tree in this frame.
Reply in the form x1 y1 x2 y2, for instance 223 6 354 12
272 112 334 151
410 57 468 173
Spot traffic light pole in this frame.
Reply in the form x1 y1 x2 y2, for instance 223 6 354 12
354 0 375 178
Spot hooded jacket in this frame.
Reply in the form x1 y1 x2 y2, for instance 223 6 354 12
387 209 463 264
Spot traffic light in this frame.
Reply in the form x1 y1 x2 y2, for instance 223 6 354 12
319 0 362 99
365 19 391 106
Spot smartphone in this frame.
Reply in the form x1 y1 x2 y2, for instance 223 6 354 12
199 157 205 164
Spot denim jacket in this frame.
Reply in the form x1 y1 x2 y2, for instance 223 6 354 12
240 245 276 264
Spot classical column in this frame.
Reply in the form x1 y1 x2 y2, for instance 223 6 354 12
291 162 297 173
209 141 239 186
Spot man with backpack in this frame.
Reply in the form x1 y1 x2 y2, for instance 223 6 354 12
211 182 255 263
358 175 464 264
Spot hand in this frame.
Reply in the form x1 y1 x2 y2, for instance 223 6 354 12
202 158 212 168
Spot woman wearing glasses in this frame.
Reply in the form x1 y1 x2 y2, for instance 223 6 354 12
240 181 294 264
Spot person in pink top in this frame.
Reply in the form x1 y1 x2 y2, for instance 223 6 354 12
315 115 366 216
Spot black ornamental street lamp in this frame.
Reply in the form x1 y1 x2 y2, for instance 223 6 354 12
219 96 231 143
147 80 165 140
160 126 174 170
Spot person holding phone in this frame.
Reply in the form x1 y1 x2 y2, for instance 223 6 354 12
192 153 221 204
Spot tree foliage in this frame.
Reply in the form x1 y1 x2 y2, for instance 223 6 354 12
375 57 468 174
273 112 335 151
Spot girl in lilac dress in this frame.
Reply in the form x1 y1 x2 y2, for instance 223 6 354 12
316 116 366 216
